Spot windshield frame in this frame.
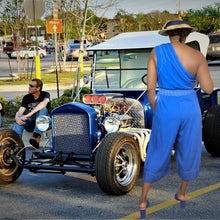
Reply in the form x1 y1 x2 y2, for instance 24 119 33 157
92 48 152 92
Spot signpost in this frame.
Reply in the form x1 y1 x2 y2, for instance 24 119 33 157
53 6 58 20
46 10 62 97
46 20 62 34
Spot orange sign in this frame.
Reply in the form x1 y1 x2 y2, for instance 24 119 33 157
53 6 58 19
46 19 62 33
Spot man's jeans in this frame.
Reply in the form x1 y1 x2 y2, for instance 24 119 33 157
13 107 49 138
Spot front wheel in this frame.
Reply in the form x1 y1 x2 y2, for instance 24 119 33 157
203 105 220 156
0 129 25 183
95 132 140 195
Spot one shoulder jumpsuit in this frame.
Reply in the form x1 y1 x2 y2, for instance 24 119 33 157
143 43 202 183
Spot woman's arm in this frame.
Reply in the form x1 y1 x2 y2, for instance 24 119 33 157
147 49 158 112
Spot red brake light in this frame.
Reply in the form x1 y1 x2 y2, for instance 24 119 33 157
92 95 99 104
82 94 107 104
99 95 106 104
83 94 91 103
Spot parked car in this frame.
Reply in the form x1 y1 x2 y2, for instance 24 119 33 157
11 46 47 59
45 41 55 54
0 31 219 196
206 33 220 60
64 44 89 61
86 41 103 57
68 39 88 45
46 40 64 54
39 41 47 50
3 41 19 57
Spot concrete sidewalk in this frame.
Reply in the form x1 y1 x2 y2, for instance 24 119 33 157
0 82 73 92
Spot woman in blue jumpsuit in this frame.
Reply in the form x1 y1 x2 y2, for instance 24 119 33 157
139 20 213 218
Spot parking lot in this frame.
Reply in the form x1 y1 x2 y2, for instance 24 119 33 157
0 130 219 219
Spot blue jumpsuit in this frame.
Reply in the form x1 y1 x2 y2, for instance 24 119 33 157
143 43 202 183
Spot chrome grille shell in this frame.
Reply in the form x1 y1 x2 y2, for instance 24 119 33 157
51 102 98 154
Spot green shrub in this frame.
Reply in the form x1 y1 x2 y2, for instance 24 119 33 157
0 96 8 115
4 96 23 117
63 87 92 100
1 87 92 118
51 96 74 109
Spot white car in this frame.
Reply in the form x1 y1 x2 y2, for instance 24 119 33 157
11 46 47 59
65 44 89 61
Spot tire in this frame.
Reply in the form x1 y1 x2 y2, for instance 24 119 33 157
0 129 25 183
203 105 220 156
95 132 140 195
39 53 44 58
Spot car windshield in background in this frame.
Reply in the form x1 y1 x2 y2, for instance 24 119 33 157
69 44 87 49
209 35 220 44
94 49 151 90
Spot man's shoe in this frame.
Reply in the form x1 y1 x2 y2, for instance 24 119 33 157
29 133 41 149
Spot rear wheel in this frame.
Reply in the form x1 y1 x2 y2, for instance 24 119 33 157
203 105 220 156
0 129 25 183
39 53 44 58
95 132 140 195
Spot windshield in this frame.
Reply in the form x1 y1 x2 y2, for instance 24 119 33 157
69 44 87 49
209 35 220 44
94 49 151 90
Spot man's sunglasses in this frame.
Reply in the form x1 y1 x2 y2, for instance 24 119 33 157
29 84 37 88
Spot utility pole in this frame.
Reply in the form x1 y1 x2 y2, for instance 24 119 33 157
74 0 89 100
178 0 182 18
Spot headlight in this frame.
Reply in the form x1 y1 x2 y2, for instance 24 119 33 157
103 116 120 133
36 115 51 131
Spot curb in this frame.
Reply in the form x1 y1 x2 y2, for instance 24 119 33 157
0 80 85 92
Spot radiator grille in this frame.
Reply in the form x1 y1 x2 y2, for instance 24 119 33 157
52 113 91 154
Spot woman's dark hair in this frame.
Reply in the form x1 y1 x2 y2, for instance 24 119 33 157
167 28 192 43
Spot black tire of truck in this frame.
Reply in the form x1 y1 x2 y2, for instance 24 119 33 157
203 105 220 156
95 132 140 195
0 129 25 184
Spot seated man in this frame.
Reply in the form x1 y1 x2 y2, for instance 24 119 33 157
13 79 51 148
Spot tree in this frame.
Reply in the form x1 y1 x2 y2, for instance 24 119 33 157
0 0 27 79
114 10 178 33
182 3 220 34
48 0 117 99
0 21 11 36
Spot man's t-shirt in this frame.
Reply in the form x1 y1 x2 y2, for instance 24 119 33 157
21 91 51 117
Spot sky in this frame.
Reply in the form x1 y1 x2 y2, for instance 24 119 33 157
103 0 219 18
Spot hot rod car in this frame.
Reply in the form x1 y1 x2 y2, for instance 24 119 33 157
0 31 219 195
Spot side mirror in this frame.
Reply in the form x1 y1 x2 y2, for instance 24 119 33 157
83 75 90 84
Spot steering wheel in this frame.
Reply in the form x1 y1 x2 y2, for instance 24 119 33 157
141 74 147 85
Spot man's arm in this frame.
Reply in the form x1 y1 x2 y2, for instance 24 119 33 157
15 106 26 125
23 98 50 120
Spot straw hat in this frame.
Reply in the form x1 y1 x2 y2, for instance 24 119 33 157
159 20 197 36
